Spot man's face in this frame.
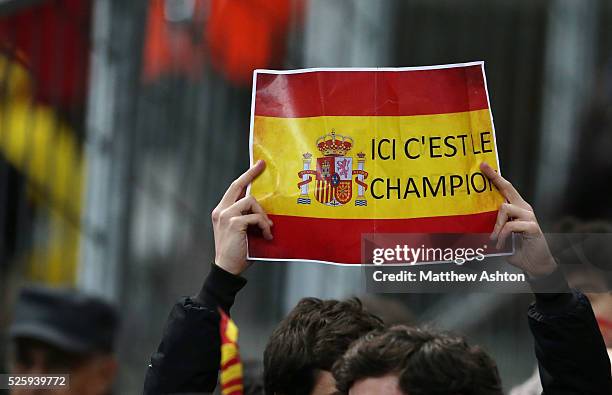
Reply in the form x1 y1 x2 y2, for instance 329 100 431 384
349 374 404 395
10 348 117 395
310 370 337 395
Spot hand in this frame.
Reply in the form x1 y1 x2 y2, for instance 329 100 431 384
211 160 273 275
480 162 557 278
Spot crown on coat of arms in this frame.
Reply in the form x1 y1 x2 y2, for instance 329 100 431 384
316 129 353 156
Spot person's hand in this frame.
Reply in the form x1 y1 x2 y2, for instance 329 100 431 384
480 162 557 278
211 160 273 275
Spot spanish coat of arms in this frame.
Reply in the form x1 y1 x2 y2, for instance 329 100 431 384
297 130 368 206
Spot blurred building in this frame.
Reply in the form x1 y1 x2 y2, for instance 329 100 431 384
0 0 611 393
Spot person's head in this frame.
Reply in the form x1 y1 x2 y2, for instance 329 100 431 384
263 297 385 395
8 286 119 395
333 325 503 395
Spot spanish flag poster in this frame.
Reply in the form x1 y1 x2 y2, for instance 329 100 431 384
247 62 506 265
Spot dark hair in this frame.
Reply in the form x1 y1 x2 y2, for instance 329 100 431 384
263 297 385 395
12 337 92 371
333 325 503 395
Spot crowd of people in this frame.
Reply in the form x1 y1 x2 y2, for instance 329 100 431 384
142 160 611 394
4 160 612 394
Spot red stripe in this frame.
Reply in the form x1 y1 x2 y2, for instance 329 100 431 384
323 182 327 202
222 357 241 371
248 211 498 264
321 181 325 202
254 66 489 118
219 310 230 342
222 378 244 388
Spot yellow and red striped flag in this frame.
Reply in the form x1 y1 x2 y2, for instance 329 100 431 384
247 62 504 265
219 309 243 395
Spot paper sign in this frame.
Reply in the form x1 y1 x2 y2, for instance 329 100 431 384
247 62 504 265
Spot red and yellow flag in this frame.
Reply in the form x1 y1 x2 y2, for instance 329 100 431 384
248 62 504 264
219 309 243 395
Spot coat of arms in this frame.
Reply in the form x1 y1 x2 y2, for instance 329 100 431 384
297 129 368 206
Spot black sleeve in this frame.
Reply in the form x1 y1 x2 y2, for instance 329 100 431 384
527 268 612 395
143 264 247 395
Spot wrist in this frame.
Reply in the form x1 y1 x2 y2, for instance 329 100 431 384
195 263 248 312
214 257 243 276
527 263 570 295
525 256 557 279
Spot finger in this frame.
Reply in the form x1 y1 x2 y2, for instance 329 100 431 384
230 213 273 240
225 196 273 226
491 203 534 240
480 162 527 206
218 160 266 209
496 220 539 249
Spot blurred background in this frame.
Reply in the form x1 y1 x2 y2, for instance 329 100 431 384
1 0 611 393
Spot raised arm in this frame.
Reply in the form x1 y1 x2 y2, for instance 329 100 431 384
481 162 611 394
143 160 272 394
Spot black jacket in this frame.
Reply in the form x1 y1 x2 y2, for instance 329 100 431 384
143 265 611 394
143 264 247 394
527 268 611 394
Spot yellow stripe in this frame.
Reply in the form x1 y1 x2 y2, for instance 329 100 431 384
0 57 83 284
220 362 243 384
224 318 239 342
251 110 503 219
221 343 238 366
